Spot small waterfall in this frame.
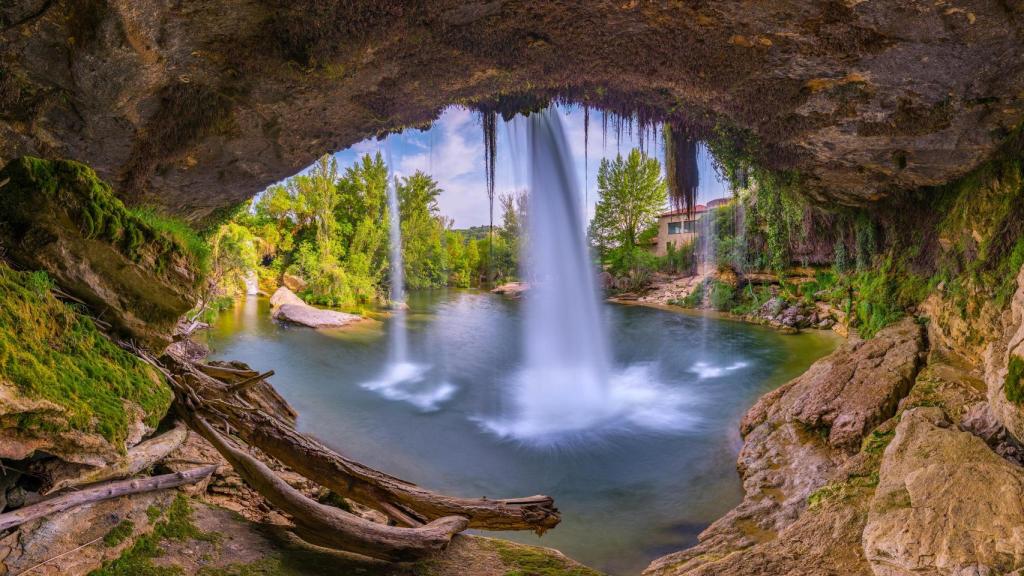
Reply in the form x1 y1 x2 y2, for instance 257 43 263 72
360 146 455 411
243 270 259 296
385 173 409 363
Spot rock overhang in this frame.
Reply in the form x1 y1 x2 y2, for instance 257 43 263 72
1 0 1022 220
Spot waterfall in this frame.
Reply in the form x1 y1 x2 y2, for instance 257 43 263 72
385 172 408 363
515 107 612 436
360 144 455 411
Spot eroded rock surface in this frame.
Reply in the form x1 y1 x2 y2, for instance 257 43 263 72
743 318 925 453
3 1 1023 217
864 407 1024 576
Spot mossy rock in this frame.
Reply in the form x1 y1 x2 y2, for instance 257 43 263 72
0 156 206 350
0 263 172 460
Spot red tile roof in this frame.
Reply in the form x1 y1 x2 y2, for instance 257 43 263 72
658 197 730 218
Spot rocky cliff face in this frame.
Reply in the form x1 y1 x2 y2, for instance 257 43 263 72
2 0 1024 219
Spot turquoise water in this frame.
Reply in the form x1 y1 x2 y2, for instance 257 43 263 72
202 290 838 575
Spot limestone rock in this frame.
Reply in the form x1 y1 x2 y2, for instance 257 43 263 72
491 282 529 297
3 1 1024 220
743 318 925 453
282 273 307 292
864 407 1024 575
269 287 361 328
984 265 1024 441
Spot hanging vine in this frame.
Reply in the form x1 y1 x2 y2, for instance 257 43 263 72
482 109 498 283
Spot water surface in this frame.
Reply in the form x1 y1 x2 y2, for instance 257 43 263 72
202 291 838 575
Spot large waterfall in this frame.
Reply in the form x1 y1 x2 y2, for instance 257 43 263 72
483 108 700 446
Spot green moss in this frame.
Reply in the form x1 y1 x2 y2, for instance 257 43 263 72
0 264 172 446
196 559 287 576
0 156 209 274
1005 355 1024 405
89 495 219 576
806 472 879 509
862 429 895 455
104 520 135 547
491 540 603 576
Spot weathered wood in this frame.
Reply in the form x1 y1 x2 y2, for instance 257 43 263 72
214 399 560 533
0 466 216 532
189 415 468 562
226 370 275 394
37 423 190 494
194 363 259 381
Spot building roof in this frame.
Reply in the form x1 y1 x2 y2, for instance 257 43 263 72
658 197 731 218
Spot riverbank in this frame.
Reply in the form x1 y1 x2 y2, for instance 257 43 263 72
611 271 849 336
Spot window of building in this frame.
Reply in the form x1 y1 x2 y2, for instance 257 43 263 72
667 222 682 235
683 220 697 233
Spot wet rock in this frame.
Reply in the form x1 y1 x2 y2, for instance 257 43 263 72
983 265 1024 441
864 407 1024 575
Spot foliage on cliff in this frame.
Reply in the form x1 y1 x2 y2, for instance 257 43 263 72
0 157 209 274
0 263 172 445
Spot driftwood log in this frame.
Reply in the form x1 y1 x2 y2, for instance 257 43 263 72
189 415 468 561
35 423 189 495
0 466 216 532
162 352 561 534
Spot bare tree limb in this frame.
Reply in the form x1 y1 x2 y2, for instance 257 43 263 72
0 466 216 532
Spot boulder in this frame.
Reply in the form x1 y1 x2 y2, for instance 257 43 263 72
491 282 529 297
864 407 1024 575
269 287 361 329
743 318 925 453
282 273 307 292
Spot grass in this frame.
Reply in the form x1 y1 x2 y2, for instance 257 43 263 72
89 494 220 576
0 263 172 446
861 428 895 455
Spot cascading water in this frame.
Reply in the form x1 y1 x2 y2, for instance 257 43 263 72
482 107 702 445
360 143 455 411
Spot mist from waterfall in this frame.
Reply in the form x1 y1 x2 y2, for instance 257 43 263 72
385 169 408 363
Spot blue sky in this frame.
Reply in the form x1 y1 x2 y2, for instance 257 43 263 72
330 106 730 229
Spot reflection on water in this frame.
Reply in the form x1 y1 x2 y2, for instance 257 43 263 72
201 291 839 575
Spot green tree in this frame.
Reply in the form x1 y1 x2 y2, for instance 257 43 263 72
589 149 667 255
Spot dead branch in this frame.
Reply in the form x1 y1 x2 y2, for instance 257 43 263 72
188 415 468 562
0 466 216 532
36 424 190 495
226 370 275 394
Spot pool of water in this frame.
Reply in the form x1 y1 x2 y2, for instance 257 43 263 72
201 290 838 575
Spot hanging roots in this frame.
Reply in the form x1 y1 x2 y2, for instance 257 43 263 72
664 123 700 214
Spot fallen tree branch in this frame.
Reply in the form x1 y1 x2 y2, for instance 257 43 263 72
0 466 216 532
36 424 190 495
188 415 468 562
226 370 275 394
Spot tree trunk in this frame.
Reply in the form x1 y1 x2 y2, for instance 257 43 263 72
36 424 189 495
